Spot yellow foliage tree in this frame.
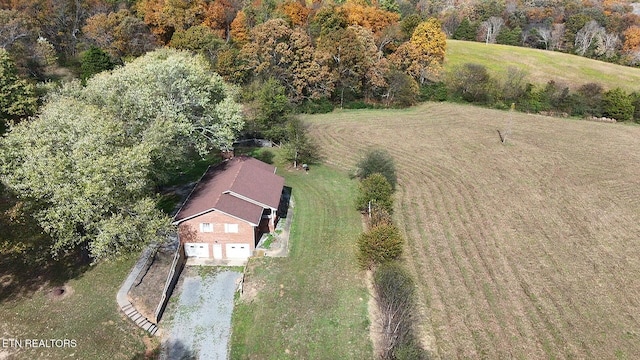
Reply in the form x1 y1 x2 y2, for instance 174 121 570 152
278 1 310 27
341 1 399 37
136 0 207 43
390 18 446 84
623 25 640 53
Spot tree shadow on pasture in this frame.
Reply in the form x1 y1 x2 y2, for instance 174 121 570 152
0 189 89 303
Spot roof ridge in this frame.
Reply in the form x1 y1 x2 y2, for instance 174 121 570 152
227 157 245 193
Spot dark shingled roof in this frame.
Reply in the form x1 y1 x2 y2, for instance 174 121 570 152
173 156 285 225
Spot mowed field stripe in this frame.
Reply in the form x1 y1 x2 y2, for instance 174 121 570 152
304 102 640 359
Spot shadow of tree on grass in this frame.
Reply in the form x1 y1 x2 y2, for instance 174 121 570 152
0 188 89 303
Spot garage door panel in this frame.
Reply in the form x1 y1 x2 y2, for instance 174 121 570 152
225 243 250 259
184 243 209 258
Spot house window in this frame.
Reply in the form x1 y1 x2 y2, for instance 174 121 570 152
224 223 239 233
200 223 213 233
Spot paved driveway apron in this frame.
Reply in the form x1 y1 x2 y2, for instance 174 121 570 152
162 269 242 360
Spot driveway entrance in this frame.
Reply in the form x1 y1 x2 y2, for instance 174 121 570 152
160 267 242 359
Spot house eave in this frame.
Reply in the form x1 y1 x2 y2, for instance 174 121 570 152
172 207 259 227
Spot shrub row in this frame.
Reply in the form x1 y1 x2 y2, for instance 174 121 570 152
353 149 428 360
421 63 640 123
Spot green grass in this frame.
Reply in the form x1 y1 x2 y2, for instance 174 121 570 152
0 256 150 359
161 152 222 188
445 40 640 92
0 190 150 359
230 162 372 359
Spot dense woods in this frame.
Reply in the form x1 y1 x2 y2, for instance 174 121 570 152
0 0 639 124
1 0 640 117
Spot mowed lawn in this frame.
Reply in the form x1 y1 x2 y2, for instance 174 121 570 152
0 191 150 359
446 39 640 92
302 103 640 359
230 164 372 359
0 256 150 359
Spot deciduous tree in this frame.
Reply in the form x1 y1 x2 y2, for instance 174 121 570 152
390 18 446 85
575 20 605 56
169 24 223 58
356 173 394 214
316 26 366 106
278 0 310 27
136 0 207 43
0 49 244 260
241 18 332 102
83 9 157 60
341 1 399 38
202 0 240 41
357 223 403 269
282 117 320 168
355 148 397 189
229 9 249 43
0 9 31 50
623 25 640 64
479 16 504 44
0 48 36 132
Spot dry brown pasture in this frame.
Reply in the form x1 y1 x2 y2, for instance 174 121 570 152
302 102 640 359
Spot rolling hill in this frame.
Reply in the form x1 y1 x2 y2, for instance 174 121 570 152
445 40 640 92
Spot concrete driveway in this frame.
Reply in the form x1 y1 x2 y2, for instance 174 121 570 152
161 267 242 360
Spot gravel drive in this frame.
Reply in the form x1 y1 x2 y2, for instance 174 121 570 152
161 268 242 360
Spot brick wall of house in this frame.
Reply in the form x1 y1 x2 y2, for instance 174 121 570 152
178 210 257 258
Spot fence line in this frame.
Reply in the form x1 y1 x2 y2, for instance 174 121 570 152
154 244 186 323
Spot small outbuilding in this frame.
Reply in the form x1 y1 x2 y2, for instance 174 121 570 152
172 156 285 260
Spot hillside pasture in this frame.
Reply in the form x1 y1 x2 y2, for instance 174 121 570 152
446 40 640 92
302 103 640 359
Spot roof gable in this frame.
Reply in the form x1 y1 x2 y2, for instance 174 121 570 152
173 156 284 224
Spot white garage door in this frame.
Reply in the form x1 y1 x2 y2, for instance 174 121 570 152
225 243 250 259
184 243 209 258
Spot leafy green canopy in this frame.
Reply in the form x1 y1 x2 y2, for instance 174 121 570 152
355 173 394 214
0 49 37 133
355 148 397 189
0 49 244 260
357 223 404 270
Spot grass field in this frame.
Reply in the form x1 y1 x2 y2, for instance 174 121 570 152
446 40 640 92
0 256 151 359
230 162 372 359
302 103 640 359
0 191 152 359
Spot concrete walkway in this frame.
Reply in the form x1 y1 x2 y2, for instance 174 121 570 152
264 196 294 257
185 257 247 267
116 247 159 336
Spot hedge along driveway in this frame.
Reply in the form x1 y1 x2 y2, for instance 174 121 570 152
230 164 372 359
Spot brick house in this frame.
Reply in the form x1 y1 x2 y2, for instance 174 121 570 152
172 156 285 260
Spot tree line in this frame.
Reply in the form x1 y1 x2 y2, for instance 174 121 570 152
0 0 447 110
425 62 640 122
445 0 640 66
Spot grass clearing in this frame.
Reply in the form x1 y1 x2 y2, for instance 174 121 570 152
0 190 151 359
230 162 372 359
0 256 150 359
303 102 640 359
446 40 640 92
